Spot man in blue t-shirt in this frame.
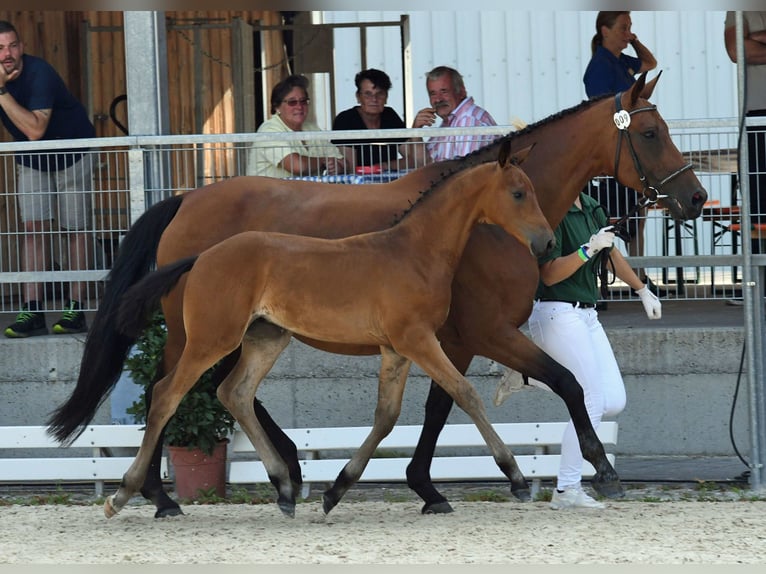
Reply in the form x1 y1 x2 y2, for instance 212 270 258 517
0 20 96 338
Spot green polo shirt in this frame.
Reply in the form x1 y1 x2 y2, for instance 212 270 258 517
535 193 611 304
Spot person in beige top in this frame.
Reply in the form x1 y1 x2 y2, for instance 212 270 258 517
248 74 349 178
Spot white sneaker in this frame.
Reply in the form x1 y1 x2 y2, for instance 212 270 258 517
549 487 605 510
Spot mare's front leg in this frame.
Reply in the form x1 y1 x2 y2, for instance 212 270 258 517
406 342 473 514
216 321 298 517
322 347 412 514
484 330 623 498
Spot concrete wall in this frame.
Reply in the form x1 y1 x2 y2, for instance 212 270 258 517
0 321 749 459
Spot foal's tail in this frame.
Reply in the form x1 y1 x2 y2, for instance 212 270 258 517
117 256 198 339
46 195 184 445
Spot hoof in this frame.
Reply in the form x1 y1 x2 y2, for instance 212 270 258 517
155 506 185 519
422 501 454 514
511 487 531 502
104 495 120 519
322 493 337 515
277 499 296 518
592 479 625 499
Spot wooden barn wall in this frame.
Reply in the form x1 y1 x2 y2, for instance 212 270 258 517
0 10 288 275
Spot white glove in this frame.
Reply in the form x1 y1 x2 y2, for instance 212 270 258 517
582 226 615 258
636 286 662 319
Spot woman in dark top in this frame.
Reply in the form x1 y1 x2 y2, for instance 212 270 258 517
332 68 427 171
582 11 660 294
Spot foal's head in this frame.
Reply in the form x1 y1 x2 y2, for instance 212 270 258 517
481 141 554 258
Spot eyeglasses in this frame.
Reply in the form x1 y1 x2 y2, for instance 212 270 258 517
360 90 387 101
282 97 310 107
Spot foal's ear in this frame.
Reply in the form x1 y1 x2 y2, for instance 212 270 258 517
499 142 535 167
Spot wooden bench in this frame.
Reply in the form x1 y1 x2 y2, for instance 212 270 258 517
229 421 618 498
0 424 168 496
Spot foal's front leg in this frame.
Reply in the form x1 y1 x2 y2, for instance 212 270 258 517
322 347 412 514
216 322 298 517
401 331 531 502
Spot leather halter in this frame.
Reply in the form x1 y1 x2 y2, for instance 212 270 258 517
612 91 693 210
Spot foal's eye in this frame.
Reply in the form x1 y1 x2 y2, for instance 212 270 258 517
512 190 524 199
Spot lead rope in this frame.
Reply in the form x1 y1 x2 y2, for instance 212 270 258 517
594 195 654 298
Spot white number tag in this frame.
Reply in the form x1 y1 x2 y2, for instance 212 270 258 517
613 110 631 130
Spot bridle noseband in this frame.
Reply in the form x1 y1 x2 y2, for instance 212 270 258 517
612 91 693 212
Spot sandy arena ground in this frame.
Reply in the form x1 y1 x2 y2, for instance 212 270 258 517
1 487 765 564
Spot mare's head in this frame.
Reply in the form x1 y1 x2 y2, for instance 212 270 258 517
610 71 707 220
480 141 555 258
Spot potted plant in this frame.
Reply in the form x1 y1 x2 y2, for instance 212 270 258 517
126 311 236 500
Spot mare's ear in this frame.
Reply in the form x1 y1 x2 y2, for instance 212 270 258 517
502 143 535 167
628 70 661 106
640 70 661 100
628 72 647 106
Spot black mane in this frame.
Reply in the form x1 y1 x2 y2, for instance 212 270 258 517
390 93 613 226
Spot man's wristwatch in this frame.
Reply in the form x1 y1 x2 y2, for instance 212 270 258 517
0 86 6 95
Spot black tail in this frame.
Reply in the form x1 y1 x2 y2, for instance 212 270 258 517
117 256 198 338
46 195 184 444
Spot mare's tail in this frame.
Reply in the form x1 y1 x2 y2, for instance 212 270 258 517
46 195 184 444
116 256 198 338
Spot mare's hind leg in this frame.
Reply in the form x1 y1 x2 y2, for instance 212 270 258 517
216 321 298 518
400 331 531 502
322 347 411 515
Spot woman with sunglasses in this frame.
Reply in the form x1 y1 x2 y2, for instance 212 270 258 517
249 74 349 178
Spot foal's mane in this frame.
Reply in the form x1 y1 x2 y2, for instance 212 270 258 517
390 93 613 227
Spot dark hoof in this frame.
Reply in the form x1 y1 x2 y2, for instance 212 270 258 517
154 506 184 519
592 479 625 499
511 487 531 502
421 501 454 514
277 499 296 518
322 493 338 515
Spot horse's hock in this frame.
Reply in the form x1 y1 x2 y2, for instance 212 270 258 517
0 301 749 460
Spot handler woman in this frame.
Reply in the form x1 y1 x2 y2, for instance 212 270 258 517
527 192 661 510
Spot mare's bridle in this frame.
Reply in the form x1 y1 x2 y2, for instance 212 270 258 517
610 91 694 232
595 92 695 295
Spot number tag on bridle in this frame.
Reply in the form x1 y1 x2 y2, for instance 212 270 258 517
613 110 631 130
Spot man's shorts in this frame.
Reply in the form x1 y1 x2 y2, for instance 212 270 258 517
16 153 94 230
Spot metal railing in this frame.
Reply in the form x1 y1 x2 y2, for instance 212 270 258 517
0 120 758 314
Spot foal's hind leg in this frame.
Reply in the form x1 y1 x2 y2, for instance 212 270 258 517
105 358 215 517
216 321 298 518
322 347 412 515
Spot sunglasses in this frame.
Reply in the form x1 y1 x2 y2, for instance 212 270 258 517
282 98 310 107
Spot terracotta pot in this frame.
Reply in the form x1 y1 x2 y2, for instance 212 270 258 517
167 440 228 499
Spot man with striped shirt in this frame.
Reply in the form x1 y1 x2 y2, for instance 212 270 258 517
412 66 497 162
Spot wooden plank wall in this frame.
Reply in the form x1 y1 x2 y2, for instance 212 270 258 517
0 10 288 277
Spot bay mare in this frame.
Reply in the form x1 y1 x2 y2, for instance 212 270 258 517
48 72 707 516
104 143 553 518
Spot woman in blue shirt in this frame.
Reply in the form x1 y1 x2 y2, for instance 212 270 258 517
583 11 657 98
582 11 659 296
